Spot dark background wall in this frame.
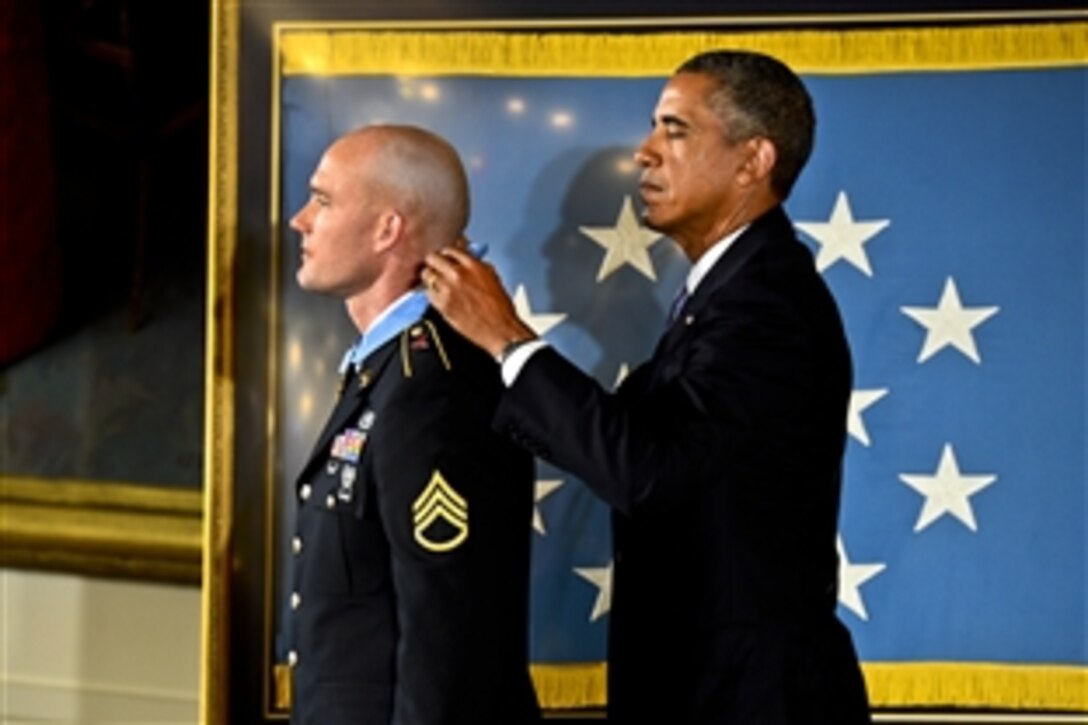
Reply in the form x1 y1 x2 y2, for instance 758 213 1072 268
1 0 208 487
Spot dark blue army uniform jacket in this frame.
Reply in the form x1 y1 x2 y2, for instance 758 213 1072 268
289 308 540 724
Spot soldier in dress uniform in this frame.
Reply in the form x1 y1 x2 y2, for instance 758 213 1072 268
286 124 540 724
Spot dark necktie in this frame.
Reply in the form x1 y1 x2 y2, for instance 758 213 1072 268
666 285 690 327
336 362 356 398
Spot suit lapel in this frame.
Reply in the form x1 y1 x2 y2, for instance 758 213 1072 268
653 206 792 361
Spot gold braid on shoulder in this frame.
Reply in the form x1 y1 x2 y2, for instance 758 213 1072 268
400 321 453 378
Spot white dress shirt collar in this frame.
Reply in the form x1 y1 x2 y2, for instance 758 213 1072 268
684 223 750 295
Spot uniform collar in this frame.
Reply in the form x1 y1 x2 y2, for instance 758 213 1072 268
338 289 429 373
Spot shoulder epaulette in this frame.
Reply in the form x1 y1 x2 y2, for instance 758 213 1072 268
399 319 452 378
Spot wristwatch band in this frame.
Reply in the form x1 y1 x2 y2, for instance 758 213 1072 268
497 338 534 365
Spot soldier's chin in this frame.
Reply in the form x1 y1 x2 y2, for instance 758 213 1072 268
296 268 315 291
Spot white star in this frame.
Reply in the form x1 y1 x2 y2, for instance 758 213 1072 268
837 535 886 621
574 560 613 622
512 284 567 337
795 190 890 276
848 388 889 447
580 196 663 282
533 479 564 536
613 363 630 390
901 277 999 364
899 443 997 532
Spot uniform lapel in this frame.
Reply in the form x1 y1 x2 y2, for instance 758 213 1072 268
297 340 400 485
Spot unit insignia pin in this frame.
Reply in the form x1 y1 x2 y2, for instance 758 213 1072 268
409 325 429 350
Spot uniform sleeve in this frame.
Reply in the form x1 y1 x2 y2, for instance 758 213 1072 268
370 378 533 724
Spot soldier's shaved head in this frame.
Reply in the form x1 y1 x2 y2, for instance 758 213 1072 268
333 124 470 255
292 123 472 330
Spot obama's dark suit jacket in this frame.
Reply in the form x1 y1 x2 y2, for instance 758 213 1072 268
495 206 871 724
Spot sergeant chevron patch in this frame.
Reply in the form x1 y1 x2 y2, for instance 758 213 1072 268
412 470 468 553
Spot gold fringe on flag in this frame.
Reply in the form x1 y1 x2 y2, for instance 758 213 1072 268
863 662 1088 711
530 662 607 710
273 663 292 710
269 660 1088 712
280 22 1087 77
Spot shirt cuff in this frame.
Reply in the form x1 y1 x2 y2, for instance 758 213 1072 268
501 340 549 387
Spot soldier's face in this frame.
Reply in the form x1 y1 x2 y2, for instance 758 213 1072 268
290 140 383 298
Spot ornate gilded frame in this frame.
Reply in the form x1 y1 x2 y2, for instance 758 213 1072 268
202 2 1087 722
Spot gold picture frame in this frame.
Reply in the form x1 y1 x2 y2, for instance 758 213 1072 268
202 2 1087 722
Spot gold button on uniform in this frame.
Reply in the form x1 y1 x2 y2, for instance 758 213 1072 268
300 483 312 501
288 650 298 666
325 494 336 509
292 536 302 554
291 592 301 610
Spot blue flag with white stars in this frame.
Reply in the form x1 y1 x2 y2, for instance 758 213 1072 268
273 27 1086 711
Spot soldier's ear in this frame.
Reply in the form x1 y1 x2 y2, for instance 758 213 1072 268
373 210 405 252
